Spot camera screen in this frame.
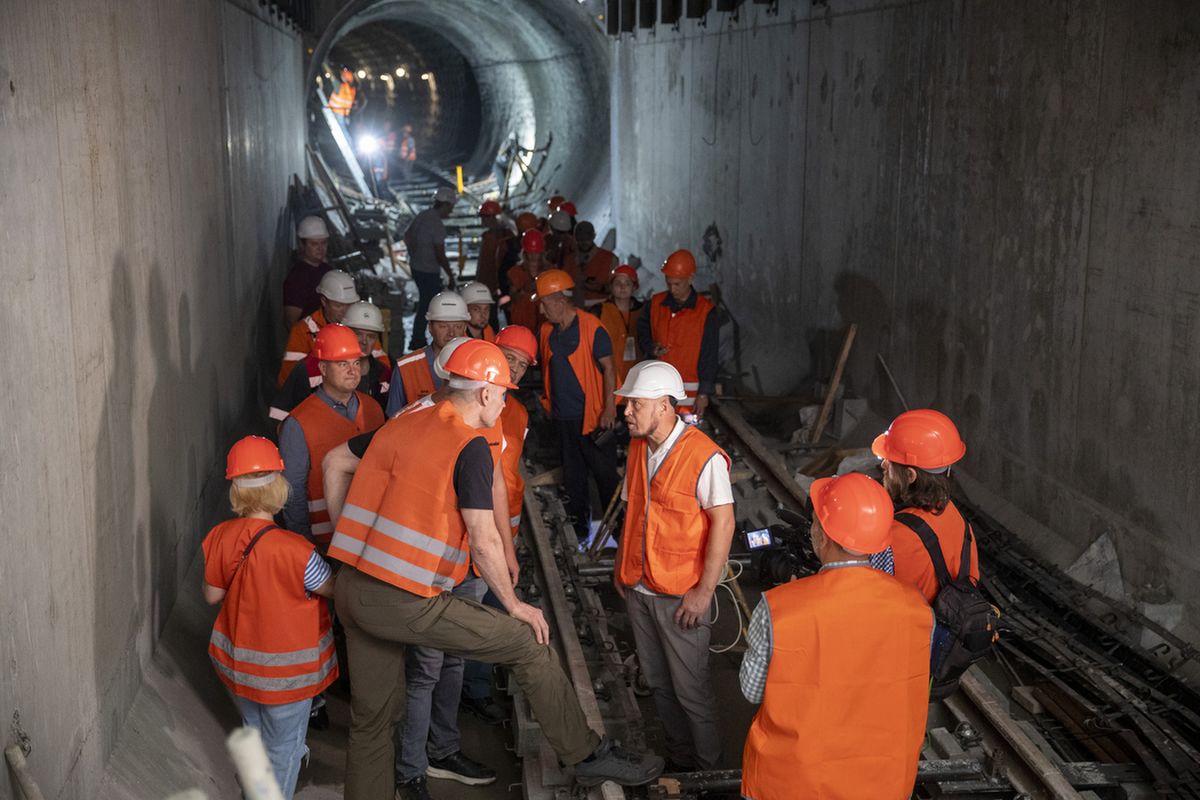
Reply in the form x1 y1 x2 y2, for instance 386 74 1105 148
745 528 774 549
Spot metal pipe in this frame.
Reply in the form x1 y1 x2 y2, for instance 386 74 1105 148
4 744 47 800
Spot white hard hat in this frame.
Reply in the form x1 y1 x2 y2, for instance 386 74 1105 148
434 186 458 204
297 215 329 240
434 337 472 380
343 301 384 333
549 210 572 233
426 291 471 322
316 270 360 304
459 281 495 305
614 360 688 401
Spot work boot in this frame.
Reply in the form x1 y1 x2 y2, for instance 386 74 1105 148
426 751 497 786
460 695 507 725
573 737 665 787
395 776 432 800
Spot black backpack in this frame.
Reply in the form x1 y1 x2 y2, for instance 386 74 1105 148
895 513 999 701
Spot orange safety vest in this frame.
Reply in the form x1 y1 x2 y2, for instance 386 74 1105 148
617 426 729 595
278 309 327 386
579 247 617 303
327 400 481 596
539 311 607 435
598 301 641 392
506 262 542 332
395 347 437 405
890 500 979 604
328 82 355 116
469 324 496 342
741 566 932 800
291 391 385 545
648 291 715 409
499 395 529 536
203 518 338 705
476 229 512 293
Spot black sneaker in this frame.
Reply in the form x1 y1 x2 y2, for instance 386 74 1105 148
574 737 665 787
460 695 507 725
426 751 497 786
395 776 432 800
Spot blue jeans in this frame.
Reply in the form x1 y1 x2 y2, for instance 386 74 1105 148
395 575 487 780
233 695 313 799
408 270 444 350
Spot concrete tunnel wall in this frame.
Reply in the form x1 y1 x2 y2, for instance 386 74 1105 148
612 1 1200 618
0 1 303 796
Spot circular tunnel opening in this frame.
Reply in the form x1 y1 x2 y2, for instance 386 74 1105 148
307 0 613 224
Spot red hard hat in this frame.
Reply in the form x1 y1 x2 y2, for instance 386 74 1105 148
516 212 539 233
495 325 538 364
871 409 966 471
612 264 639 287
479 200 502 217
522 229 545 254
662 249 696 278
226 436 285 479
559 201 577 217
443 339 518 389
314 324 364 361
534 269 574 299
547 195 566 213
810 473 895 553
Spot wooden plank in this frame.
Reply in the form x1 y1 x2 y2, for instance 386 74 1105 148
809 323 857 443
709 402 809 512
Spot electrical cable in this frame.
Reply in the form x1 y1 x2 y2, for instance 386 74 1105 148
709 559 746 654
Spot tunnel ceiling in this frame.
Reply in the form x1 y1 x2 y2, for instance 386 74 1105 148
310 0 613 220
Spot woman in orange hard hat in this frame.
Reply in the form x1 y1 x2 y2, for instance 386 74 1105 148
598 264 644 391
202 436 337 799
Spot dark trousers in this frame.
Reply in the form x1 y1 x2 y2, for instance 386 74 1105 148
409 270 443 349
461 588 505 701
556 418 620 535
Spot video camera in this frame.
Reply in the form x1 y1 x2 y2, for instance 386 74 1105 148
741 506 822 587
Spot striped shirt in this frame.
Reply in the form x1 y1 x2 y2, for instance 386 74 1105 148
303 550 332 593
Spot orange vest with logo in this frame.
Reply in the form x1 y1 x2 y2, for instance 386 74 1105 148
890 500 979 604
500 395 529 536
278 309 327 385
203 518 337 705
539 311 607 435
617 426 729 595
327 400 481 596
396 348 437 406
599 301 641 392
648 292 714 408
328 82 355 116
292 391 385 545
741 566 932 800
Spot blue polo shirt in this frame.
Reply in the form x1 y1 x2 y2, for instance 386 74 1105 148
548 312 612 420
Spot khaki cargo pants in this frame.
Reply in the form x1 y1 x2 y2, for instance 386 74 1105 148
335 566 600 800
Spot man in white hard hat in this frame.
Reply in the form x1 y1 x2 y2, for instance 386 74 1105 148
613 360 735 772
459 281 496 341
386 291 469 416
283 215 333 331
271 301 393 423
405 186 460 350
278 269 361 386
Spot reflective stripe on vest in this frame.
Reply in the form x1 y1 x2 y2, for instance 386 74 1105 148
617 426 729 595
328 83 355 115
398 349 436 403
741 568 932 799
211 629 334 668
278 310 327 386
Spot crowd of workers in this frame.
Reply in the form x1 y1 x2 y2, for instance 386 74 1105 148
201 189 983 800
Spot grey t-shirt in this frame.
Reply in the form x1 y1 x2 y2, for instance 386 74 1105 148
405 207 446 274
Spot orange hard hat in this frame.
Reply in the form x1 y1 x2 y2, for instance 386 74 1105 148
443 339 518 389
314 323 364 361
494 325 538 365
226 435 285 479
534 269 574 299
516 212 539 233
871 409 966 472
547 195 566 213
559 201 577 217
662 249 696 278
522 229 545 254
479 200 502 217
612 264 639 287
809 473 894 553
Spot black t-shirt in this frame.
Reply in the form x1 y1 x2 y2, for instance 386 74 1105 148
347 430 493 510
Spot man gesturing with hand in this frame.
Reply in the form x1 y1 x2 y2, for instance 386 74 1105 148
613 361 735 772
